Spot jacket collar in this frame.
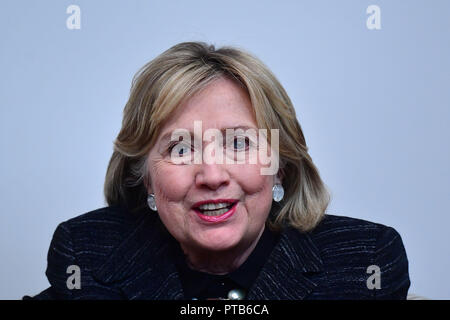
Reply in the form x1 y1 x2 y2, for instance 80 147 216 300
92 208 323 300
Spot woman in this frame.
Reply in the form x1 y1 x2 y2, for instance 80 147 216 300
24 42 410 300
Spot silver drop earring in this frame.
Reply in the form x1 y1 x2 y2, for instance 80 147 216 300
147 193 157 211
272 184 284 202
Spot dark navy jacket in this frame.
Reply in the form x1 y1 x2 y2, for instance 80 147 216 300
24 205 410 300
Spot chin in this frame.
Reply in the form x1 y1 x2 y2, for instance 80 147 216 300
195 229 244 252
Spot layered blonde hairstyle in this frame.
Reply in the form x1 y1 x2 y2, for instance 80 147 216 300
104 41 330 232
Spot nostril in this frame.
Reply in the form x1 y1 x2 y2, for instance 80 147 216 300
195 171 230 190
199 181 230 191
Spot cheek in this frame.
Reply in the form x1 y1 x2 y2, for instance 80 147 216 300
149 162 193 205
230 164 274 222
231 164 273 195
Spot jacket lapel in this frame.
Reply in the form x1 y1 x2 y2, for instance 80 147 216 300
93 209 323 300
247 228 323 300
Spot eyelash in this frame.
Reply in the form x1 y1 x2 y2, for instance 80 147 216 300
167 137 252 154
167 142 192 156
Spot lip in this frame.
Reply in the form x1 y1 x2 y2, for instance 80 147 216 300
192 198 238 209
192 199 238 223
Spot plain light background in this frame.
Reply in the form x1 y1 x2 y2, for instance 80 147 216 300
1 0 449 299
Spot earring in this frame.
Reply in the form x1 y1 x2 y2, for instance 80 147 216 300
272 184 284 202
147 193 157 211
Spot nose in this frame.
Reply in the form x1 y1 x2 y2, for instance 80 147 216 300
195 163 230 191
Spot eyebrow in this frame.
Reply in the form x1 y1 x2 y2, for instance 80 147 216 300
158 125 258 145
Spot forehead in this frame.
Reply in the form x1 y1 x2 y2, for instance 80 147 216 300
160 77 258 137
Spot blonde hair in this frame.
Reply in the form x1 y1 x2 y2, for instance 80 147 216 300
104 41 330 232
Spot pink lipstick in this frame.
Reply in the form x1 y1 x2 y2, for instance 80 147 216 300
192 199 238 223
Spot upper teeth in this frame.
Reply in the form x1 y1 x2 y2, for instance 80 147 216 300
198 202 232 210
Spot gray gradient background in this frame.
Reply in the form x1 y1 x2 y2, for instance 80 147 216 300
1 0 449 299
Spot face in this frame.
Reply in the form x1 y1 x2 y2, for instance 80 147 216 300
146 77 280 254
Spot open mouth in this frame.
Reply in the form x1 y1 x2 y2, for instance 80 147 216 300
195 202 235 216
192 199 238 221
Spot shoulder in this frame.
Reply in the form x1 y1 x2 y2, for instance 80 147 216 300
27 205 157 299
308 213 407 264
63 204 144 227
55 205 152 261
315 213 390 232
300 214 410 299
311 213 397 241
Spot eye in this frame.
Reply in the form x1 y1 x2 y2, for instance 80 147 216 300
168 142 192 157
233 136 249 151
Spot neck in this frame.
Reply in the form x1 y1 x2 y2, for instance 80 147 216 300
180 227 265 275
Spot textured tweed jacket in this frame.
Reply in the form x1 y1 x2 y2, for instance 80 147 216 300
24 205 410 300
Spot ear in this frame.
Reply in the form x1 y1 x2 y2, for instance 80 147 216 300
143 173 153 194
275 168 285 185
274 173 282 185
274 158 286 185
